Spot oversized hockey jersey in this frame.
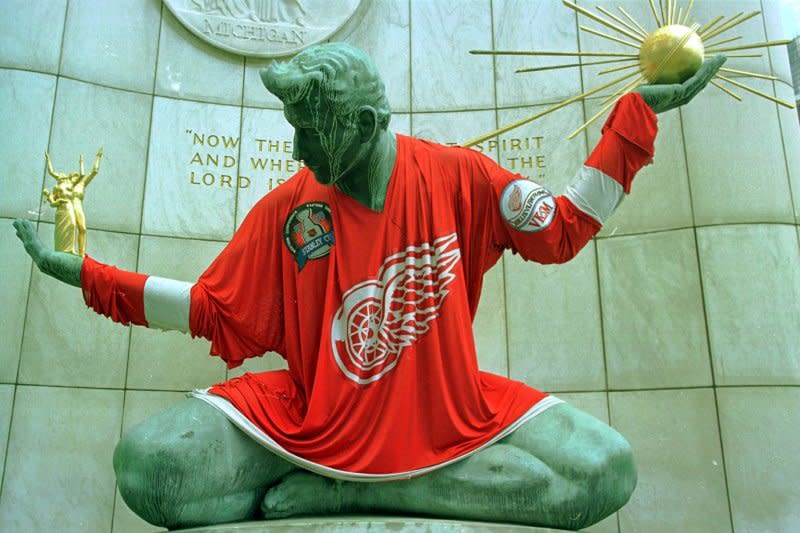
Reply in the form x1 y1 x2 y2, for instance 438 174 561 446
81 93 657 480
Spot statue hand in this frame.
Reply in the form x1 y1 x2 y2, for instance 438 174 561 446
93 147 103 172
12 218 82 287
635 55 726 114
84 147 104 184
14 218 47 264
45 151 61 180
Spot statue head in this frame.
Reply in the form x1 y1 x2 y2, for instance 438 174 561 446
259 42 392 187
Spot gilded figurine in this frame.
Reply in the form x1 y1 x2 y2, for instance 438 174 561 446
42 148 103 257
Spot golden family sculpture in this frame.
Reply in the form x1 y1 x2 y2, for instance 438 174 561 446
41 148 103 257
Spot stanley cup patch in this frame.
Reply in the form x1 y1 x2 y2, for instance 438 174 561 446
283 202 335 270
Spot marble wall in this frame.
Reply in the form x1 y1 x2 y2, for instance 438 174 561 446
1 1 798 532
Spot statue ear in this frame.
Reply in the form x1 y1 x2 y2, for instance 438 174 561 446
356 106 378 143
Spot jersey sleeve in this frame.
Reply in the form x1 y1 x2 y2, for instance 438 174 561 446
80 193 286 369
189 194 287 368
81 255 194 331
470 92 657 265
81 255 149 326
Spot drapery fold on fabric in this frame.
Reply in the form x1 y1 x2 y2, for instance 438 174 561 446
81 255 148 327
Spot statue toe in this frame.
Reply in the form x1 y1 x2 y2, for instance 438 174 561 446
261 471 341 518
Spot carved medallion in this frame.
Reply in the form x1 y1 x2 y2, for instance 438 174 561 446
163 0 364 57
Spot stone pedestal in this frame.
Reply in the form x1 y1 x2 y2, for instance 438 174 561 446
175 516 575 532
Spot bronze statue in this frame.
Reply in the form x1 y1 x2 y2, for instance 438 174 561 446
13 43 724 530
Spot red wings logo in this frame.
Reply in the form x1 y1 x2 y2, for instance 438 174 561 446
331 233 461 385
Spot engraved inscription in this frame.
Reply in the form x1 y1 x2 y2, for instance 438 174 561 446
464 135 548 182
183 131 548 200
164 0 364 57
183 129 304 193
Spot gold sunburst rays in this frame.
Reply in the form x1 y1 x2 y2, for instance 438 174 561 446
464 0 794 148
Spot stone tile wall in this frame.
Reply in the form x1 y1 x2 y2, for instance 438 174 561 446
1 1 798 532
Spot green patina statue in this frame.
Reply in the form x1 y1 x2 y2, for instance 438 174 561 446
13 43 724 531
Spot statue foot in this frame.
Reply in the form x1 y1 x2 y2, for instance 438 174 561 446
261 471 342 518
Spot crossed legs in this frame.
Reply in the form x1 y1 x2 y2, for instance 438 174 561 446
114 398 296 528
261 402 636 530
115 399 635 530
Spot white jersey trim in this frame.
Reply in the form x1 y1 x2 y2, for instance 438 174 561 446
563 166 625 225
143 276 192 332
188 389 563 482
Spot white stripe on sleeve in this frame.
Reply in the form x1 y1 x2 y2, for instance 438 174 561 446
563 165 625 225
143 276 193 332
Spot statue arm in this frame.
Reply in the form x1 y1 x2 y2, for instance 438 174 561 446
491 91 656 265
13 217 193 331
17 186 282 365
44 152 67 180
82 147 104 187
80 256 193 332
13 218 82 287
42 189 58 207
494 58 724 264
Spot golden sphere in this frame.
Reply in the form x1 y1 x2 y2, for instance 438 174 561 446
639 25 704 84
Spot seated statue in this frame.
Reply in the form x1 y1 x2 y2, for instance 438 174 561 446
13 43 724 531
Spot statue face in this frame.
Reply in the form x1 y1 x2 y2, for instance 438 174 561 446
283 93 365 188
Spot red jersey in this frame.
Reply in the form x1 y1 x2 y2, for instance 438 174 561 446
81 93 657 480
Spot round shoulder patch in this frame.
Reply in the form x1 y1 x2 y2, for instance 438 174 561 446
500 179 557 233
283 202 335 271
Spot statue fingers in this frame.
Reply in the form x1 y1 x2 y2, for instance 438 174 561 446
700 55 727 79
12 219 44 258
12 218 26 236
89 148 103 175
13 218 37 241
682 55 726 102
44 151 59 177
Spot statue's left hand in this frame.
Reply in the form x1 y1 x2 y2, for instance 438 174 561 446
635 54 726 114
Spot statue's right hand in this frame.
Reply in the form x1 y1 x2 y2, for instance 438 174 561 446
13 218 47 265
13 218 83 287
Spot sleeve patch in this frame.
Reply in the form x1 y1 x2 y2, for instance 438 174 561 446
500 179 557 233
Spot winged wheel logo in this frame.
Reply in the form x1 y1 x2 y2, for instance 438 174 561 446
331 233 461 385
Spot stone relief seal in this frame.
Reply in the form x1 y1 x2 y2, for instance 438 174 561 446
163 0 364 57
